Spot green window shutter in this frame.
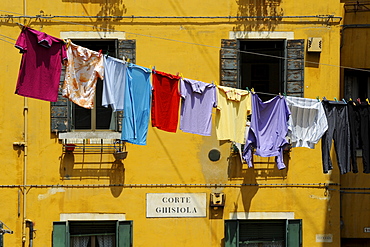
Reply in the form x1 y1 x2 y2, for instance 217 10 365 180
117 220 133 247
240 220 285 244
286 39 305 97
221 39 239 88
51 67 70 132
115 40 136 132
224 220 238 247
287 219 302 247
52 221 69 247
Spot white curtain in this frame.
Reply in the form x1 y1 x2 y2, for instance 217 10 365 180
97 235 114 247
71 236 89 247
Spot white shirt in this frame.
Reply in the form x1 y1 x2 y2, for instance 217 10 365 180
102 56 127 111
286 96 328 149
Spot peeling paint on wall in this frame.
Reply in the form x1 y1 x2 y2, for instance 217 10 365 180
38 188 66 200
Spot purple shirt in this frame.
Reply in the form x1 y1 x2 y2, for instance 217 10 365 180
243 93 291 170
180 78 217 136
15 27 67 102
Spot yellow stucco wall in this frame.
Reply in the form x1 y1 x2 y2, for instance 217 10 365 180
340 1 370 242
0 0 345 246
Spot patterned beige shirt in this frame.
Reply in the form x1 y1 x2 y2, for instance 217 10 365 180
62 41 104 109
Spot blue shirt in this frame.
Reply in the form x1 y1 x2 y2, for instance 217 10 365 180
121 64 152 145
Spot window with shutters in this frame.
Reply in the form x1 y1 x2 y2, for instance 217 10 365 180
343 68 370 102
52 220 133 247
224 219 302 247
51 39 136 134
220 39 305 101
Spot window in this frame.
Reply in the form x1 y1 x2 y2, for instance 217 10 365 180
224 219 302 247
220 39 304 100
343 68 370 102
51 39 136 133
52 220 133 247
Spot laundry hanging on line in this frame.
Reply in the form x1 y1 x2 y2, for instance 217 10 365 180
13 27 370 174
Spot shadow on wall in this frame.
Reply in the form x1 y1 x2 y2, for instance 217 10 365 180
60 152 125 197
61 0 127 31
226 148 290 214
227 148 290 181
233 0 283 32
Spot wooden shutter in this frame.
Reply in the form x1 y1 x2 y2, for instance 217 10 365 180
224 220 238 247
239 220 285 243
118 40 136 64
286 39 305 97
115 40 136 132
52 221 69 247
221 39 239 88
287 219 302 247
51 67 70 132
117 221 133 247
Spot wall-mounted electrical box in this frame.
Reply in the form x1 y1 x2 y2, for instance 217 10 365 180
210 193 225 207
307 37 322 52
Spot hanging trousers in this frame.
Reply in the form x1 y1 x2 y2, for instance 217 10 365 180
321 100 351 174
358 104 370 173
347 101 360 173
347 102 370 173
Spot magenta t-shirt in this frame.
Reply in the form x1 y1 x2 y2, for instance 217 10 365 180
15 27 67 102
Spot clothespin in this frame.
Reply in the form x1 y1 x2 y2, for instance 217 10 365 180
366 98 370 105
98 49 102 57
349 97 353 101
245 87 249 92
316 96 320 102
283 92 287 97
16 22 26 30
334 97 338 102
251 88 255 94
179 73 184 78
150 65 154 73
342 98 347 104
357 98 361 104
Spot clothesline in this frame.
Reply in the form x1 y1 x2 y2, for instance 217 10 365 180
5 26 370 104
0 15 370 73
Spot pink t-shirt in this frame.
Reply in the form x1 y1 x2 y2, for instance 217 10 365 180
15 27 67 102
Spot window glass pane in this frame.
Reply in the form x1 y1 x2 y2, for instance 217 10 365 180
70 40 116 130
72 104 91 129
344 68 370 102
71 236 89 247
239 40 284 101
95 79 113 129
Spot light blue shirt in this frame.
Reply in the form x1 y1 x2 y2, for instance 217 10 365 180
121 64 151 145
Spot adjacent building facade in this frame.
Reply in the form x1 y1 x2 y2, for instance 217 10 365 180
0 0 368 246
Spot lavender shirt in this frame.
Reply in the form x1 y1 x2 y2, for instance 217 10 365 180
180 78 217 136
243 93 291 170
